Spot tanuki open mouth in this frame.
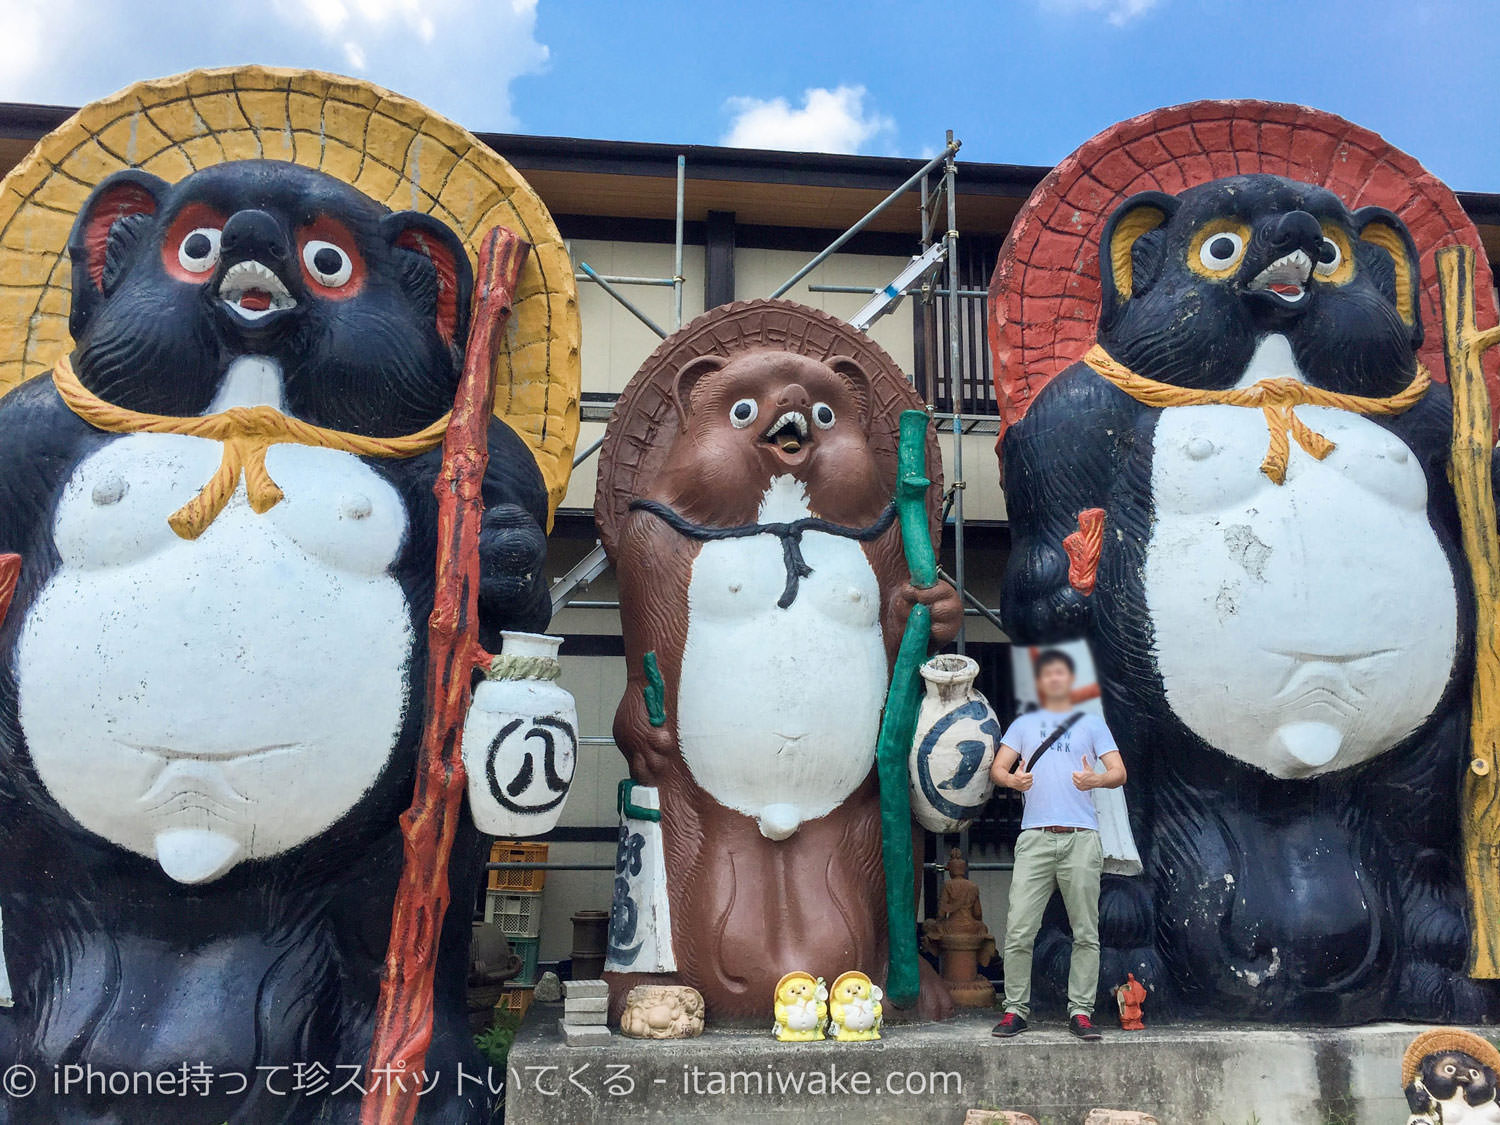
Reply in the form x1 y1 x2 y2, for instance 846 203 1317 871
218 260 297 321
762 409 810 454
1247 249 1313 305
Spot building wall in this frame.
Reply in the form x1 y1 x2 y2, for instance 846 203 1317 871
557 238 1008 521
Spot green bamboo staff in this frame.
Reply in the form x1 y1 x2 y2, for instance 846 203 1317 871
874 408 939 1009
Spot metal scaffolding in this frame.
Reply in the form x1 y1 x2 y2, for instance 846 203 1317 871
572 153 687 340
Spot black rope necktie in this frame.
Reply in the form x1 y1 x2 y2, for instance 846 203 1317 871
629 498 897 608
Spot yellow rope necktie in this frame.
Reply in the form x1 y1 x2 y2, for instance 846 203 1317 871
1081 344 1430 485
52 356 450 540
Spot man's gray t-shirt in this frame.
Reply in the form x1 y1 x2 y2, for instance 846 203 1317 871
1000 709 1119 831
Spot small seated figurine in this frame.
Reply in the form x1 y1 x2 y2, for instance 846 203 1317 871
619 984 705 1040
828 970 883 1041
922 849 997 1007
772 971 828 1042
1113 973 1147 1030
1403 1028 1500 1124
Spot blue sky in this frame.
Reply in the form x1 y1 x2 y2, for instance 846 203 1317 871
1 0 1497 190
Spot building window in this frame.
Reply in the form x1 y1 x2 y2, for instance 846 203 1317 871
912 236 1000 417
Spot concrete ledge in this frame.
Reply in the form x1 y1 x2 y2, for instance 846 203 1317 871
505 1005 1463 1123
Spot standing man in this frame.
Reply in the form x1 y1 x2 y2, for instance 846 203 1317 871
989 649 1126 1041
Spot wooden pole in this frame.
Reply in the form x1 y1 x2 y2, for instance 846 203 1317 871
1437 243 1500 979
0 554 19 629
361 226 532 1123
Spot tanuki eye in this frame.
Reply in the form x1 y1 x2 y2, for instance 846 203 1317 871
1314 237 1342 277
730 398 758 428
303 240 353 287
177 228 222 274
812 402 836 429
1199 231 1244 271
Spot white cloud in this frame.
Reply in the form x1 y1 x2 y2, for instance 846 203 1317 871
721 85 895 155
0 0 74 95
1036 0 1163 27
0 0 550 132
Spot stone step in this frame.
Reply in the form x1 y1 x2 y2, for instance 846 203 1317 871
507 1005 1447 1123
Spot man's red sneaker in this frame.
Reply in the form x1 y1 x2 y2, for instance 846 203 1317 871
991 1012 1028 1038
1069 1013 1103 1041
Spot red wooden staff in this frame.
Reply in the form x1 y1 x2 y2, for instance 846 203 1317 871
361 225 532 1125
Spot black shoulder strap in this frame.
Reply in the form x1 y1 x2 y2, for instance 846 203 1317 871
1019 711 1085 773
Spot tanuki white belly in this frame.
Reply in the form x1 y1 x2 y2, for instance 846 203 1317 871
1143 400 1457 778
17 433 414 883
675 477 888 839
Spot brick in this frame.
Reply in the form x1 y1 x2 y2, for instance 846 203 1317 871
564 979 609 1000
559 1021 613 1047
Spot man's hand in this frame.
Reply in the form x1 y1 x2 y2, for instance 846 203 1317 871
989 745 1026 791
1075 750 1127 791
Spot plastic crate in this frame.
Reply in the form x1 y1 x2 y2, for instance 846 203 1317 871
509 935 540 986
496 986 533 1021
488 840 549 893
485 890 543 938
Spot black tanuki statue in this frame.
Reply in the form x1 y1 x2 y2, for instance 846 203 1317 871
1000 173 1500 1023
0 160 551 1123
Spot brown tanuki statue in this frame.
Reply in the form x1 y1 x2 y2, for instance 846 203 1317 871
922 849 997 1007
596 300 961 1021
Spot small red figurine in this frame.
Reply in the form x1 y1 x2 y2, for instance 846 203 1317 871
1113 973 1147 1030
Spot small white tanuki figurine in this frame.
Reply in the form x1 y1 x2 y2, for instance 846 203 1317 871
1403 1028 1500 1124
827 970 883 1041
772 971 828 1042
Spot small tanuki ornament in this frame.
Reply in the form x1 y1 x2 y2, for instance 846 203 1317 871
1113 973 1147 1030
922 849 997 1008
1403 1029 1500 1124
772 971 828 1042
596 300 962 1022
0 67 580 1125
992 100 1500 1023
827 970 883 1041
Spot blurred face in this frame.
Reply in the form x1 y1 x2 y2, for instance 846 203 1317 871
1036 660 1075 705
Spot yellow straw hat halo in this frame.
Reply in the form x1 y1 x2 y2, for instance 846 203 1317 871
0 65 580 518
774 970 820 996
1402 1027 1500 1089
830 970 875 995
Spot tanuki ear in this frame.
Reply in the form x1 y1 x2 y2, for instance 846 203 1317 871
67 169 168 339
672 355 728 430
1353 205 1423 347
1099 191 1179 331
826 355 871 427
384 210 473 350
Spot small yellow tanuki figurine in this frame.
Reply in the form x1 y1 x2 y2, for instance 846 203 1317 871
827 970 883 1041
772 971 828 1042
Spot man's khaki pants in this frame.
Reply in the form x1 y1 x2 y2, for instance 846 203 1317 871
1002 828 1102 1019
